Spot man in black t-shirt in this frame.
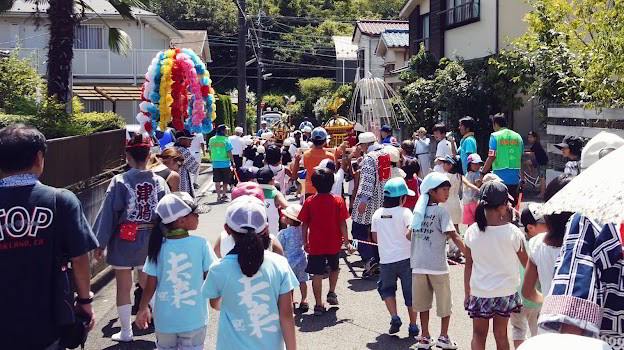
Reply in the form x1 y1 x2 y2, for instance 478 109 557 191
0 124 98 350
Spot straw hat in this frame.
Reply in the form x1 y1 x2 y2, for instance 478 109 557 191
282 204 302 222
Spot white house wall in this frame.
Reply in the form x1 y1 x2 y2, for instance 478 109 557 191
355 35 384 79
420 0 430 14
444 0 496 60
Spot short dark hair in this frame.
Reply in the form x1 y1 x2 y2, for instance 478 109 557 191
311 168 334 193
432 123 447 134
265 145 281 165
402 158 420 179
431 181 451 192
492 113 507 128
383 196 402 208
312 139 325 147
459 116 476 132
0 124 47 172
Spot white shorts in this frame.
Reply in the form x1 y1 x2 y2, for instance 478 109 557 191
510 306 540 340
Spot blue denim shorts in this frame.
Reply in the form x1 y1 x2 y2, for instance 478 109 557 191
377 258 413 306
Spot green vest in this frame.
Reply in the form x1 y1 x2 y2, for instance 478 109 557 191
492 128 523 170
209 135 229 162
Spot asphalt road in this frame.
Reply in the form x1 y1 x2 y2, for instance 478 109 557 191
86 172 519 350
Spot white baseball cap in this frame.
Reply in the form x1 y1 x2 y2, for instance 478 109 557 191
257 145 265 154
384 145 401 163
235 126 244 133
353 123 366 133
581 131 624 170
261 131 274 140
225 195 269 233
156 192 208 224
357 132 377 145
303 126 312 133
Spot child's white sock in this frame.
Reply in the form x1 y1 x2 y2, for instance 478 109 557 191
112 304 133 342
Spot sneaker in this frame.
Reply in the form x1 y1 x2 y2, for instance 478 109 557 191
408 324 420 337
111 330 133 342
436 335 457 349
415 336 435 349
388 316 402 334
313 305 326 316
326 292 339 305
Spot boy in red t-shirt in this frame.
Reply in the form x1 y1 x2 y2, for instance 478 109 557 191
298 168 352 315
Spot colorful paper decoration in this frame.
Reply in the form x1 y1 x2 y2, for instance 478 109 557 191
137 48 216 134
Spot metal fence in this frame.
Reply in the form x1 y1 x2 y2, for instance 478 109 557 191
40 129 126 188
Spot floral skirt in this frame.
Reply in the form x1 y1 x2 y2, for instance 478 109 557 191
465 293 523 319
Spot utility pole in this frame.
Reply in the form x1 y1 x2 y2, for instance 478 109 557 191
255 0 263 132
236 0 247 133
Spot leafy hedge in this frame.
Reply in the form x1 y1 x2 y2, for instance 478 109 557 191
0 112 125 139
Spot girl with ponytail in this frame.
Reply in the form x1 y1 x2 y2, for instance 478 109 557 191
135 192 216 349
203 195 298 350
463 181 529 350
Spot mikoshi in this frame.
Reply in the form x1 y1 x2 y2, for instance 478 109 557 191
137 48 217 134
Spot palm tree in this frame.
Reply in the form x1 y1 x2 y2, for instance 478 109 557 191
0 0 143 105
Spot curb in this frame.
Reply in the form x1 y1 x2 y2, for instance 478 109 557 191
91 266 114 294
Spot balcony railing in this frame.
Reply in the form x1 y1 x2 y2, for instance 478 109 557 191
0 47 163 79
444 1 480 28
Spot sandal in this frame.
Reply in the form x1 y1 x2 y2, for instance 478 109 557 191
415 336 435 349
298 302 309 313
313 305 326 316
326 292 339 305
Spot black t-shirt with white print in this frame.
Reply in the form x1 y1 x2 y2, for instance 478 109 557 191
0 182 98 349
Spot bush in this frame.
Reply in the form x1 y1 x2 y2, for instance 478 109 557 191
0 52 45 114
0 111 125 139
73 112 126 133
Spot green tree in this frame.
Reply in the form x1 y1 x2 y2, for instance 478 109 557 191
0 52 45 114
517 0 624 108
298 77 334 118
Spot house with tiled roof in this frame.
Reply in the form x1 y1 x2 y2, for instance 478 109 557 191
171 30 212 64
0 0 182 123
352 20 408 80
375 29 410 88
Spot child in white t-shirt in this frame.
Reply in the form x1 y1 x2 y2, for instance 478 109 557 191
521 176 572 305
371 178 418 337
464 181 528 350
512 203 549 348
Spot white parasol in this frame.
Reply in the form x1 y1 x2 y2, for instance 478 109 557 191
541 144 624 224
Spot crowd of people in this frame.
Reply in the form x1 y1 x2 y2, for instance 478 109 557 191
0 115 622 350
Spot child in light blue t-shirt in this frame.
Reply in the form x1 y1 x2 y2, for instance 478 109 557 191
135 192 216 349
203 195 299 350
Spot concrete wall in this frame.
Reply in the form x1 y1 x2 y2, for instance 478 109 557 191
444 0 496 59
498 0 531 50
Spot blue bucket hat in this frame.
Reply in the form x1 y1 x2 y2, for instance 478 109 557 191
384 177 416 198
